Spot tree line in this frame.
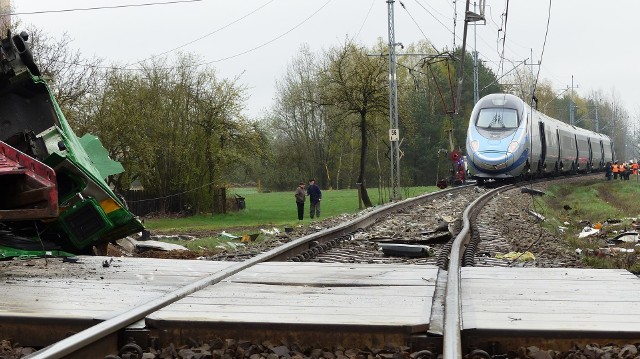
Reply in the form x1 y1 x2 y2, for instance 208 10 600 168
25 26 635 213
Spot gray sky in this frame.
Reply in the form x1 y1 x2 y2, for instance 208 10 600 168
12 1 640 123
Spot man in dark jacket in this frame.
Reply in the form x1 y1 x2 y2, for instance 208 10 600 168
307 178 322 219
294 182 306 220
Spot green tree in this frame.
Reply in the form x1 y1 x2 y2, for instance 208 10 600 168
74 54 266 213
268 45 332 189
319 40 388 207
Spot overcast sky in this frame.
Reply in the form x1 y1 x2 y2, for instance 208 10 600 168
11 1 640 123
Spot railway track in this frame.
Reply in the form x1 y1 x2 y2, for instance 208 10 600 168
14 175 640 359
21 185 481 359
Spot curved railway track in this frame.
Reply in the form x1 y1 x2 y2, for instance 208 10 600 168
24 184 482 359
18 175 640 359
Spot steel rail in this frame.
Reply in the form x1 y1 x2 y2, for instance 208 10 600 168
26 185 472 359
442 184 513 359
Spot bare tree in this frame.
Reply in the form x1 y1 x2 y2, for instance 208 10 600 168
17 25 104 119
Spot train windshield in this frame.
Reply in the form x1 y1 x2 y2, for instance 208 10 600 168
476 108 519 129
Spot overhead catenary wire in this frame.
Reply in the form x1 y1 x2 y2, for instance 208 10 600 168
7 0 203 15
127 0 277 67
354 0 376 40
411 0 455 39
507 190 548 267
399 1 439 53
41 0 334 72
409 0 521 87
497 0 510 77
26 0 505 84
530 0 552 98
19 0 530 107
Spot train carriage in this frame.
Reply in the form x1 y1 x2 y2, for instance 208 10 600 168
466 93 614 182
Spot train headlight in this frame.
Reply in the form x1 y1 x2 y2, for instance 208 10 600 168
470 140 479 151
508 141 519 153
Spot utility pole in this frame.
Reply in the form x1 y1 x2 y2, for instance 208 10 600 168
569 75 578 126
595 101 599 132
471 2 486 105
472 2 479 104
528 49 537 108
612 99 616 139
455 0 485 113
376 2 450 200
387 0 401 201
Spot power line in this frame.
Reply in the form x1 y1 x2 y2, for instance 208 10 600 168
414 0 452 26
409 0 506 70
8 0 203 15
531 0 552 96
46 0 334 72
497 0 510 77
399 1 439 53
411 0 455 41
127 0 276 66
200 0 333 65
355 0 376 40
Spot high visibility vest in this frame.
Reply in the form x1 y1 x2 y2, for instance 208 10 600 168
613 164 619 173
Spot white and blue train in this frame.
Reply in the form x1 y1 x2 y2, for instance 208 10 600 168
465 93 614 183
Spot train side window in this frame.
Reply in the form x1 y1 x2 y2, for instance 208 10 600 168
476 108 518 129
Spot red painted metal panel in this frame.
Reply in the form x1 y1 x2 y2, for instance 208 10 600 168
0 141 58 220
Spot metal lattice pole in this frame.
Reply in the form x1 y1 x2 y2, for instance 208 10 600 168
387 0 401 201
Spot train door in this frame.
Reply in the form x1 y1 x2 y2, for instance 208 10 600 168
573 134 579 172
611 142 616 163
600 141 605 167
538 121 546 173
556 129 561 173
586 137 593 172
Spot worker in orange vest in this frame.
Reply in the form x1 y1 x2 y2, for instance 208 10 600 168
632 161 638 175
612 161 619 180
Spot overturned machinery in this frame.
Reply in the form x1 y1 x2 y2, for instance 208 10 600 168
0 31 143 256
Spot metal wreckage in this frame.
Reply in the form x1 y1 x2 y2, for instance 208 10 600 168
0 31 143 258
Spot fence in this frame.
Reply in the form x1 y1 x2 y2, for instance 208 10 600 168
122 188 242 217
122 190 189 217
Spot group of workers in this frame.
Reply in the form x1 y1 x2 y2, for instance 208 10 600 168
607 161 638 180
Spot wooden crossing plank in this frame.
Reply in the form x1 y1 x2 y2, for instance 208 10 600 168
461 267 640 333
463 266 637 280
148 262 439 329
463 277 640 296
463 300 640 314
230 262 439 286
150 283 431 325
0 256 236 322
0 257 439 334
464 313 640 331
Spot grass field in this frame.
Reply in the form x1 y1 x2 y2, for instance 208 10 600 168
540 178 640 272
143 179 640 272
144 186 437 235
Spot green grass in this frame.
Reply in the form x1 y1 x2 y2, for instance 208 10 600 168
144 186 437 235
539 178 640 272
542 179 640 226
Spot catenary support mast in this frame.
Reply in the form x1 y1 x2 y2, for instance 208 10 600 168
387 0 401 200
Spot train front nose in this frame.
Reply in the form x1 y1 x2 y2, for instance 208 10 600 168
469 139 519 174
472 151 511 172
